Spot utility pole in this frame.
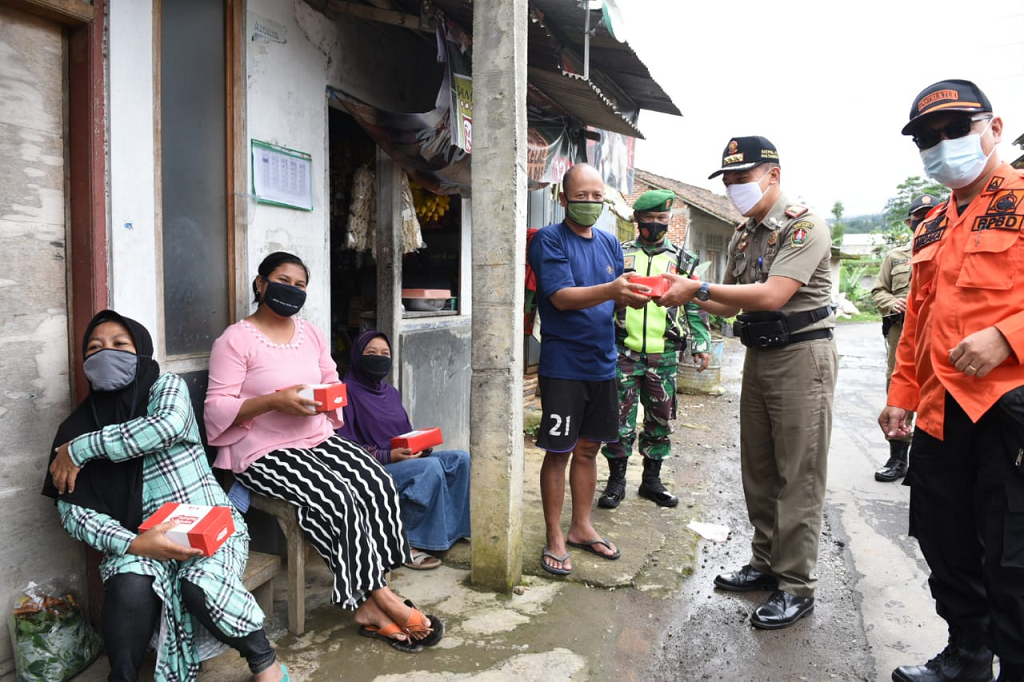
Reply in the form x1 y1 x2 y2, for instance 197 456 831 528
469 0 528 590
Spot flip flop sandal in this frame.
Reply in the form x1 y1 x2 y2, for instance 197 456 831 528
567 537 621 560
401 599 445 647
540 547 572 575
358 623 423 653
404 549 442 570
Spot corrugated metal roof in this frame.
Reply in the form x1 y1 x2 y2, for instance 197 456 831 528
527 67 642 138
385 0 679 137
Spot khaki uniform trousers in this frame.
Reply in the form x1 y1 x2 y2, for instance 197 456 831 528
740 336 838 598
885 322 913 443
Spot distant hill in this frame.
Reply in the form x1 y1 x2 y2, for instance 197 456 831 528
827 213 883 234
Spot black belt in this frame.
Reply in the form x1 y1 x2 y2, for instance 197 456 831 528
751 328 833 351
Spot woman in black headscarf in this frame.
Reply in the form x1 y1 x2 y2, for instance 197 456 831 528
44 310 287 682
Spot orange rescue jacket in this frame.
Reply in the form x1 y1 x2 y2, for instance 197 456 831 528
888 163 1024 437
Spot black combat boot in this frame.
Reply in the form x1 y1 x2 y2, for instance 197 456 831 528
892 622 994 682
876 440 910 482
637 457 678 507
598 458 628 509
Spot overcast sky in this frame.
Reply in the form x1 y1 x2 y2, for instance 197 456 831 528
623 1 1024 217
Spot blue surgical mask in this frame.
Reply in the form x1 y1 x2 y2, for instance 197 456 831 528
83 349 138 391
920 119 994 189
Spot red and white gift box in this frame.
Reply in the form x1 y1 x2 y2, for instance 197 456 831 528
298 383 348 412
390 427 443 452
139 503 235 556
629 275 669 297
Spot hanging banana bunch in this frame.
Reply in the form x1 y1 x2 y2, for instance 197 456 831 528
410 181 451 224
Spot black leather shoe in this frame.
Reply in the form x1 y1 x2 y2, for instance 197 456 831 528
892 644 994 682
713 565 778 593
750 590 814 630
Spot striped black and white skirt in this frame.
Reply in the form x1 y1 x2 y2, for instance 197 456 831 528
236 435 409 609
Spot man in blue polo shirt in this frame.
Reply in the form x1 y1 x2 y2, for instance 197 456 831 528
527 163 650 576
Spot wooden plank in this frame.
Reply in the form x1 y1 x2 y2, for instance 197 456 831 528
326 0 433 32
1 0 94 25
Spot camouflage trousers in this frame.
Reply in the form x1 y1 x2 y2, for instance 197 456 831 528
602 349 677 462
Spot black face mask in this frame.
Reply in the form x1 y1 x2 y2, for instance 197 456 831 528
638 221 668 243
262 279 306 317
358 354 392 380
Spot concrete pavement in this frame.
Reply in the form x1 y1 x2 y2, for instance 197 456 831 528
57 416 706 681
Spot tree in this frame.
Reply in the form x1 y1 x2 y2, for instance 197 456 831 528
830 200 845 247
878 176 949 248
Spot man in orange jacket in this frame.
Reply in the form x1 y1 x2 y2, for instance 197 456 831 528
879 80 1024 682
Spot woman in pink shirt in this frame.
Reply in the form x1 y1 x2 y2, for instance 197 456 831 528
205 252 443 653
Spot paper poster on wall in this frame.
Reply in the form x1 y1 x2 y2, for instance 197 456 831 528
251 139 313 211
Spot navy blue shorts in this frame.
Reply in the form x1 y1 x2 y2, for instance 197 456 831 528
535 376 619 453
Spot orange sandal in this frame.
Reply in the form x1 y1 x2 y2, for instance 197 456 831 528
401 601 445 647
358 622 423 653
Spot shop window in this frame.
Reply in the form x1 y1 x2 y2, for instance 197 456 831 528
403 185 461 317
328 108 377 371
328 107 465 372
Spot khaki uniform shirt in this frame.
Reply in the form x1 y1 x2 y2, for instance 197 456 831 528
725 193 835 331
871 245 912 315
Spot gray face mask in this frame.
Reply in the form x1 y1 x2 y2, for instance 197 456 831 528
83 349 138 391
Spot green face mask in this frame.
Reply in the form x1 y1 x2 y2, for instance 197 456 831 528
566 200 604 227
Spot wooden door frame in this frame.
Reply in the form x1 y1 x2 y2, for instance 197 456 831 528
67 0 108 402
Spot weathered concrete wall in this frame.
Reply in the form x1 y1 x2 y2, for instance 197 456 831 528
0 6 83 674
398 318 472 452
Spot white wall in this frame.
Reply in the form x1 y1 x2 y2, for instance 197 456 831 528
108 0 161 341
243 0 339 333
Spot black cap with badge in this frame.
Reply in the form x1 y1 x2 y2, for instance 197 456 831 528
901 79 993 136
708 136 780 179
908 194 940 216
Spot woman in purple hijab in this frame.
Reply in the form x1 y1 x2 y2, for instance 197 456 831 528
337 330 471 569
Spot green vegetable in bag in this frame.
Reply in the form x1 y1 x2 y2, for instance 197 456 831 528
10 581 102 682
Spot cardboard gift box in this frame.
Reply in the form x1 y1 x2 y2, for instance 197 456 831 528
298 383 348 412
390 427 443 452
629 275 669 297
139 503 235 556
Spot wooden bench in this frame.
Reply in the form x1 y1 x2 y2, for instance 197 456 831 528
242 550 281 620
249 494 310 636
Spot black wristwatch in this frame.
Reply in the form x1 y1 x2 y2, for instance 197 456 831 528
695 282 711 301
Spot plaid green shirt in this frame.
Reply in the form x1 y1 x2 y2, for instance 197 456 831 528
58 373 262 681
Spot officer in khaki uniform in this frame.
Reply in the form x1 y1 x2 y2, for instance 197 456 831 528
659 136 838 630
869 194 939 482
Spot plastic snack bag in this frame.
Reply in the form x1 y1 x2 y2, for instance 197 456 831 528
9 581 102 682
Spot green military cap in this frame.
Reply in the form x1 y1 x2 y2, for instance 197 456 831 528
633 189 675 212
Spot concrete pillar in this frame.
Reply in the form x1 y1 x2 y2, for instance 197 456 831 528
375 148 403 388
469 0 528 591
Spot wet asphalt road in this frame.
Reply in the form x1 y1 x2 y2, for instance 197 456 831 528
646 321 945 682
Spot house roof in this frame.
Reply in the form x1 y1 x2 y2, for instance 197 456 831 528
378 0 679 138
633 169 743 225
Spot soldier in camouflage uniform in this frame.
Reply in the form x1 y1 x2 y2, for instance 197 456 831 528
869 194 938 482
599 189 712 509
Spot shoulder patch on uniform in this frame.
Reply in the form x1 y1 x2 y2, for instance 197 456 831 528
792 220 815 230
791 227 808 247
987 189 1023 214
784 205 809 219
